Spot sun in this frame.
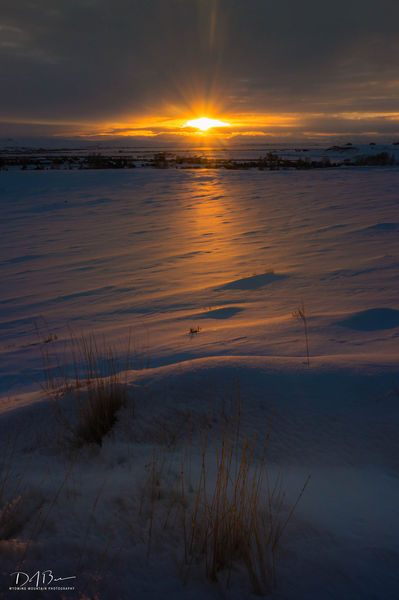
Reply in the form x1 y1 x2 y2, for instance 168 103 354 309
182 117 231 131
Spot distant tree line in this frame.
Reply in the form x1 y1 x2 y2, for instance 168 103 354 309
0 151 397 171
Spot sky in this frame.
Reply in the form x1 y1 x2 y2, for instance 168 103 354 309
1 0 399 144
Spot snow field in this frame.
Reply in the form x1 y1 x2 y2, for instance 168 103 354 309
0 167 398 598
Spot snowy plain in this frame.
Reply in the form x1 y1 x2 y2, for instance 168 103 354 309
0 166 398 599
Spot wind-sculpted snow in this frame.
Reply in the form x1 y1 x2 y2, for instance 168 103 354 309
365 222 399 232
192 306 244 319
338 308 399 331
217 272 287 291
1 168 399 396
1 168 399 599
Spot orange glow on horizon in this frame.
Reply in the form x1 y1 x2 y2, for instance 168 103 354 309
79 112 301 139
9 108 399 140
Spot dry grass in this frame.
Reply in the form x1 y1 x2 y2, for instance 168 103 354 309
179 402 310 594
0 435 40 541
0 436 24 540
33 324 308 594
189 326 201 336
137 398 309 594
293 301 310 367
38 330 133 446
15 460 75 573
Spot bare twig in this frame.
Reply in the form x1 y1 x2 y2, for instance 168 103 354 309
293 301 310 366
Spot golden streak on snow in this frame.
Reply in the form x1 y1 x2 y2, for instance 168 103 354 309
176 172 241 289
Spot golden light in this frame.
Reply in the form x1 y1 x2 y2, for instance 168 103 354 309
182 117 231 131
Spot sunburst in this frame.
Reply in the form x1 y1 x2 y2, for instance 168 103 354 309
182 117 230 131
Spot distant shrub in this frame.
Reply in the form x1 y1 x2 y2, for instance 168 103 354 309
353 152 396 166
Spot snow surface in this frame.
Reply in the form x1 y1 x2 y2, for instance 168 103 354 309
0 167 398 599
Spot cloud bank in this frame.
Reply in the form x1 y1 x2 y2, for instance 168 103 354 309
1 0 399 140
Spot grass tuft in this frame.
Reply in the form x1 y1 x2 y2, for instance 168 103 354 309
180 401 310 594
189 326 201 336
38 330 133 446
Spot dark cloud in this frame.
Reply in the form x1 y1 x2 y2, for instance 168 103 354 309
1 0 399 136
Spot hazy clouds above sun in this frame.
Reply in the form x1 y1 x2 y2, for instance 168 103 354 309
1 0 399 141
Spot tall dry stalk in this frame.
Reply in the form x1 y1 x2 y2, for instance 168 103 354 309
293 301 310 367
0 432 38 542
17 461 75 569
